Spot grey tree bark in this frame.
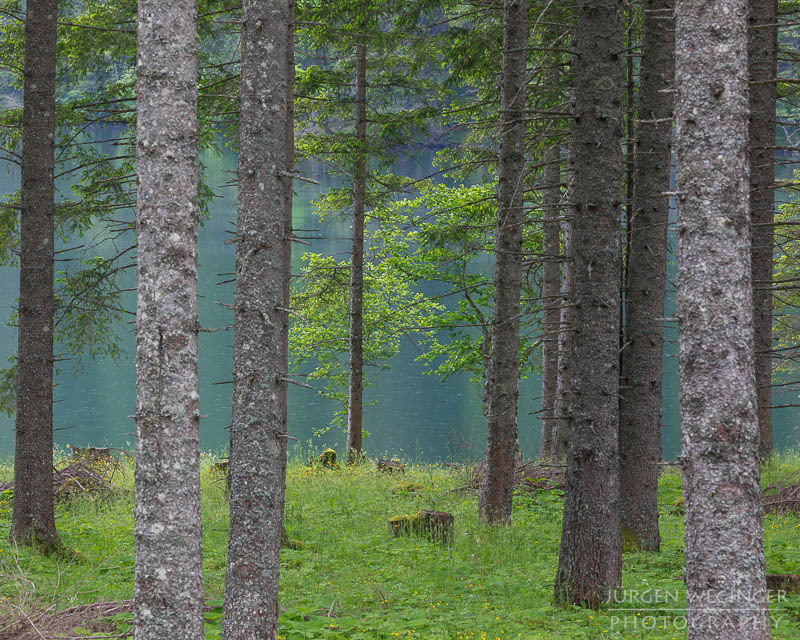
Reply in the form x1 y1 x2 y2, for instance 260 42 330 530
550 147 575 463
283 0 295 444
748 0 777 460
554 0 623 607
134 1 203 637
618 0 674 553
222 1 293 637
478 0 528 526
538 143 561 462
11 0 60 551
346 37 367 464
675 1 769 637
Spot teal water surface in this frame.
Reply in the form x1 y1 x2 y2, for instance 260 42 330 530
0 147 798 461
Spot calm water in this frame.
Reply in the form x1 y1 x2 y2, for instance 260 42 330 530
0 147 798 461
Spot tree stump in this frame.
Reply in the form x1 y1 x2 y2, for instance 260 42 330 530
390 482 424 495
388 510 453 543
377 459 405 474
318 448 339 468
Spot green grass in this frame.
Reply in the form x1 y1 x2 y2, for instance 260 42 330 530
0 451 799 639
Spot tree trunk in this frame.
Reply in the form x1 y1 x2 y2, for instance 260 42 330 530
134 1 203 637
749 0 777 461
618 0 674 553
283 0 295 440
222 1 293 637
10 0 60 552
477 0 528 526
346 37 367 464
551 146 575 463
554 0 622 608
539 143 561 462
675 1 770 637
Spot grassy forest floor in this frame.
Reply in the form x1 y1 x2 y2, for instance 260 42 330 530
1 449 800 639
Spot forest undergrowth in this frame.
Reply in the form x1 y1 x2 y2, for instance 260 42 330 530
0 448 799 639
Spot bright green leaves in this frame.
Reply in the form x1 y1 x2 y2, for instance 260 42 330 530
291 176 544 430
290 250 443 433
371 181 542 388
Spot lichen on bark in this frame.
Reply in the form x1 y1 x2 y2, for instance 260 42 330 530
675 0 770 636
222 1 294 638
134 0 203 637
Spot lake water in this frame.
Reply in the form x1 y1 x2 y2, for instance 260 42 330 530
0 146 798 461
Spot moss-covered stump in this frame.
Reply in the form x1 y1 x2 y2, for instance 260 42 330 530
390 482 425 495
388 510 453 543
377 459 405 474
318 448 339 469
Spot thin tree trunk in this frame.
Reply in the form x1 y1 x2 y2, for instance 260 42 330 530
675 1 769 637
134 0 202 637
554 0 623 608
11 0 59 551
478 0 528 525
551 146 575 462
284 0 295 437
749 0 777 461
621 0 635 367
222 1 293 637
539 143 561 462
618 0 674 553
346 37 367 464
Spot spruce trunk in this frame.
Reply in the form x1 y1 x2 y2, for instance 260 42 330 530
11 0 60 551
675 0 770 637
551 146 575 463
748 0 777 460
554 0 623 607
134 0 203 636
618 0 674 553
478 0 528 525
539 143 561 462
223 1 293 637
